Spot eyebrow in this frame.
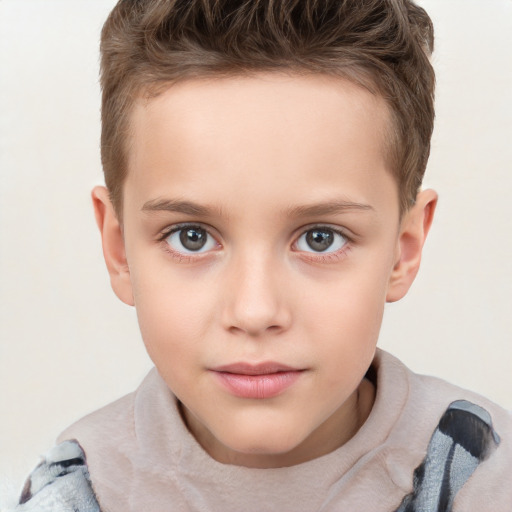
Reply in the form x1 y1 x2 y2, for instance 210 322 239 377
141 197 374 218
142 198 223 217
285 200 375 218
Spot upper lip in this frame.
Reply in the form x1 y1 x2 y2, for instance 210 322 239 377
211 362 302 375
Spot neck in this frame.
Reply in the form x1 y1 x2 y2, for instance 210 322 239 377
182 377 376 469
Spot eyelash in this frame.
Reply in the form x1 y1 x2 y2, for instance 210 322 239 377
157 223 353 263
157 223 219 263
292 225 352 264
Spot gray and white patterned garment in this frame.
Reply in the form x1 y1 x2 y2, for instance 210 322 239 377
395 400 500 512
11 400 501 512
13 441 101 512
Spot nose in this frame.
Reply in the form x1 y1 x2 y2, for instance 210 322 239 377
221 250 292 337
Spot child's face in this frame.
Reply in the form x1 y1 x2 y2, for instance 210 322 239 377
97 73 433 468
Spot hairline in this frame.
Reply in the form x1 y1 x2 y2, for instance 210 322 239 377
112 67 405 223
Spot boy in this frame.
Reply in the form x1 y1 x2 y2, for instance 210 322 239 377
11 0 512 511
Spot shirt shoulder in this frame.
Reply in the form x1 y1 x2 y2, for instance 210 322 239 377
9 440 102 512
376 350 512 511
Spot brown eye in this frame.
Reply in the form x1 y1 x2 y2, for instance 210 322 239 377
296 227 347 253
166 226 217 253
306 229 334 252
179 227 208 251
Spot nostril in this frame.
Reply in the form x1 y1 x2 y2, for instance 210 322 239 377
227 323 285 337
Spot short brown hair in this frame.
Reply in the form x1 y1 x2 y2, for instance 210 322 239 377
100 0 435 217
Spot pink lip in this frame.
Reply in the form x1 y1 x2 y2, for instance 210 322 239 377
211 362 304 399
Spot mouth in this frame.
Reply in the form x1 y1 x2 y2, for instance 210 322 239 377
210 362 305 399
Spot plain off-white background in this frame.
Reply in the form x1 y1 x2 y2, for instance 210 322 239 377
1 0 511 491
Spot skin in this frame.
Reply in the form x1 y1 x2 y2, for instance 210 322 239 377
93 73 437 468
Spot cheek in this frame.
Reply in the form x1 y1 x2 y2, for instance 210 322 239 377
303 263 389 329
301 264 389 369
129 263 216 365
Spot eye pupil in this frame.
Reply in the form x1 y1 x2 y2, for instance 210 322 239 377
180 227 207 251
306 229 334 252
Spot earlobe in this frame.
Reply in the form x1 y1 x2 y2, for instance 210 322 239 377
386 189 437 303
91 186 134 306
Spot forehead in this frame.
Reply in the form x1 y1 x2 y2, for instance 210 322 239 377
124 73 397 220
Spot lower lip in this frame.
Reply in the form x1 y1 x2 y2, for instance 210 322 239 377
213 371 303 399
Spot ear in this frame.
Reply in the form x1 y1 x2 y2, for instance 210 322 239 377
386 189 437 303
91 186 134 306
